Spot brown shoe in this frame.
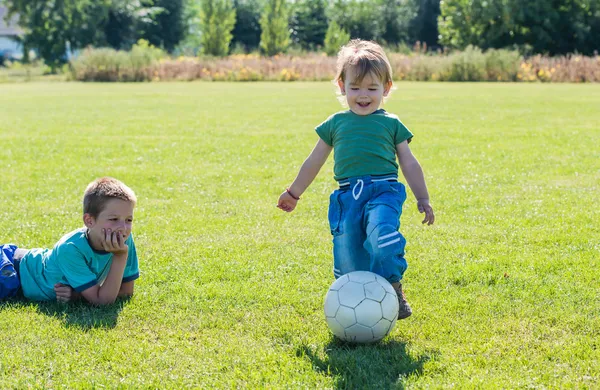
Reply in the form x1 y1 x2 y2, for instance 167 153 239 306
395 283 412 319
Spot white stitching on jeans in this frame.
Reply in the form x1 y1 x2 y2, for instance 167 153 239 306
378 238 401 248
378 231 399 241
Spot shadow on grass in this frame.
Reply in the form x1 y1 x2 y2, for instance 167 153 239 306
0 296 131 329
297 337 436 389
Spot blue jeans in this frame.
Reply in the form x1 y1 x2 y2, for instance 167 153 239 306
328 176 408 284
1 244 21 299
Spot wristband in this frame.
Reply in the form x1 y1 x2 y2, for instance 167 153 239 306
286 188 300 200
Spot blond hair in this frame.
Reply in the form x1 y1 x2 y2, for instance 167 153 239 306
334 39 393 86
83 177 137 217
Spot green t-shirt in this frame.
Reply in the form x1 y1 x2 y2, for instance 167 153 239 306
315 109 413 181
18 228 139 301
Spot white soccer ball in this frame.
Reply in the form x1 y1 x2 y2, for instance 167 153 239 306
324 271 399 343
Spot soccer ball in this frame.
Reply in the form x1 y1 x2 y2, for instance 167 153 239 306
324 271 399 343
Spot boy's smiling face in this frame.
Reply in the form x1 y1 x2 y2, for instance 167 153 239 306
338 68 391 116
83 198 134 251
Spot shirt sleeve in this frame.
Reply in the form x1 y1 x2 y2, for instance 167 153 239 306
123 235 139 283
394 118 414 145
315 115 334 146
54 243 98 292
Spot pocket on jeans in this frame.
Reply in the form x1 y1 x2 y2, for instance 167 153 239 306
389 182 407 203
328 191 344 236
369 182 406 213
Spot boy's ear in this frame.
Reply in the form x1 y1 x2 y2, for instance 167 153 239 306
337 79 346 95
383 81 392 97
83 213 95 228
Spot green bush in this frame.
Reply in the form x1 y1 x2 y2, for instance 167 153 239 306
484 49 521 82
0 60 53 83
67 44 598 83
445 46 487 81
70 48 128 81
71 40 165 82
407 56 448 81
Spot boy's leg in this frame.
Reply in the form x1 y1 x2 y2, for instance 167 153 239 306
363 182 412 318
391 281 412 319
329 190 370 278
363 203 407 283
1 244 22 299
363 183 408 282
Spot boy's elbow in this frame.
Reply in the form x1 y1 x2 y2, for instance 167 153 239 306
400 157 422 172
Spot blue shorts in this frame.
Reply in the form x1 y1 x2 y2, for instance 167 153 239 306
1 244 21 299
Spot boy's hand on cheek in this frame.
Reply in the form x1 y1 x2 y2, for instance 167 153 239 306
101 229 129 256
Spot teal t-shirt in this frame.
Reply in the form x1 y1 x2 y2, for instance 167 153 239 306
18 228 139 301
315 109 413 181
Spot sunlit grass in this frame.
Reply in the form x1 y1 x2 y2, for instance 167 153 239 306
1 81 599 388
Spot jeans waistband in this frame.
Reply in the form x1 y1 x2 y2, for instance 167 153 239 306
337 174 398 189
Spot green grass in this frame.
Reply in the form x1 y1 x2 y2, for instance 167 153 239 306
1 81 599 388
0 64 66 83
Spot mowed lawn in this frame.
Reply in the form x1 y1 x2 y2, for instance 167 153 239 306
0 81 599 388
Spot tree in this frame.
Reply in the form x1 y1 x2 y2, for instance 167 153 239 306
438 0 499 49
509 0 599 55
3 0 170 68
3 0 109 70
102 0 163 50
198 0 236 56
289 0 328 50
410 0 440 48
378 0 418 46
231 0 262 51
587 0 600 54
259 0 290 55
142 0 187 52
327 0 381 41
323 20 350 55
438 0 600 55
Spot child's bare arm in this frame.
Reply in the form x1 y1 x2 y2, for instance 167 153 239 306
80 255 127 305
278 139 332 212
55 280 133 303
118 281 134 297
80 230 129 305
396 141 435 225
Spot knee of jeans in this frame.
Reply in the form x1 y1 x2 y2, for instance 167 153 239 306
368 224 406 258
333 257 361 279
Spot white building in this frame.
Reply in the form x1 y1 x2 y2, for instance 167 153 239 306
0 6 23 60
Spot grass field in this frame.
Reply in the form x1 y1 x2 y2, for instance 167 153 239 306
1 81 599 388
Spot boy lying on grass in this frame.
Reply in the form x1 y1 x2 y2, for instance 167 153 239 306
0 177 139 305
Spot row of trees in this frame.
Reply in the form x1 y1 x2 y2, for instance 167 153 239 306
2 0 187 67
2 0 599 70
181 0 442 55
439 0 600 56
